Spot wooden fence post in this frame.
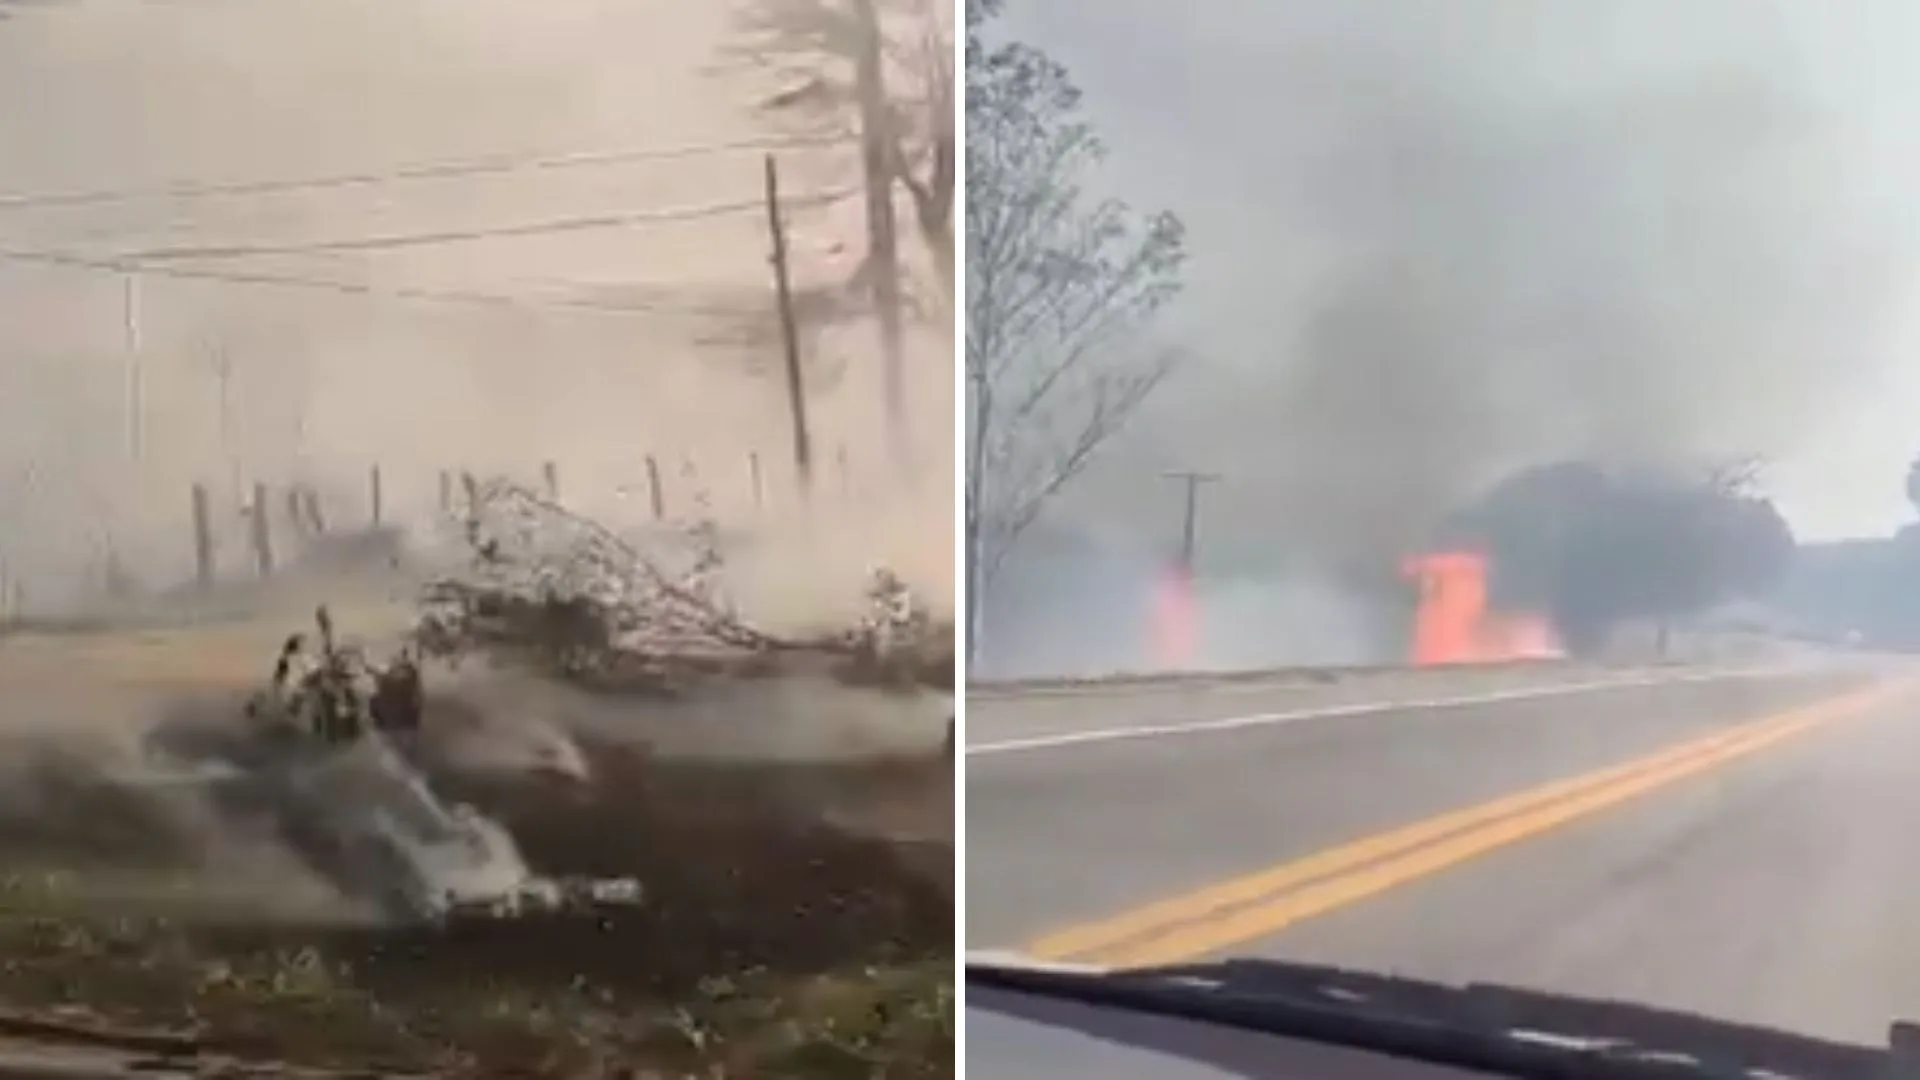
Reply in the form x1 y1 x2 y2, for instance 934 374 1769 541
301 485 327 536
284 488 307 541
190 483 213 589
249 482 274 579
645 455 665 520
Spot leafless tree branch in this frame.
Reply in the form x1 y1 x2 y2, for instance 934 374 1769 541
964 0 1187 652
729 0 955 293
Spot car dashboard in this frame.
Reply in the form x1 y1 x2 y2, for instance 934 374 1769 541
969 983 1511 1080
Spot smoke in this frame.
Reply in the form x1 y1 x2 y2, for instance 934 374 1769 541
1010 1 1919 593
1250 73 1895 580
0 0 952 615
974 520 1395 677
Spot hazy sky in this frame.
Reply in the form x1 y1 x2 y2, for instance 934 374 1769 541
0 0 953 608
995 0 1920 555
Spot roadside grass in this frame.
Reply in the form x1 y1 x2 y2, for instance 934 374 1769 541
0 869 953 1077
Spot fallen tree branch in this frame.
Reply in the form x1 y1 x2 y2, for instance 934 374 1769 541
410 478 951 692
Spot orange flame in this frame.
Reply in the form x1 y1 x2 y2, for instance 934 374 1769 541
1403 551 1564 665
1152 565 1198 666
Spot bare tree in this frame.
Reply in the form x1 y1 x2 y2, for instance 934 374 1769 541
965 0 1187 653
730 0 953 466
730 0 954 294
1704 454 1766 498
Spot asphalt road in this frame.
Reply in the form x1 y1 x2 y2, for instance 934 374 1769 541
966 659 1920 1046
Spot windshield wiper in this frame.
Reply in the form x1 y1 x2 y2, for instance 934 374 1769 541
967 955 1920 1080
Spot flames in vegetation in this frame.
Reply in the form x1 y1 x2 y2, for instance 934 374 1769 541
1406 459 1794 662
1404 551 1564 665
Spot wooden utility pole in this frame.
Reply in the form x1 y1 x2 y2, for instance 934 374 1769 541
764 153 814 494
208 343 241 505
850 0 908 467
1155 470 1219 668
1164 470 1221 570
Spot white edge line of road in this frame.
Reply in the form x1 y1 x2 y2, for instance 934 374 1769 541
964 663 1837 757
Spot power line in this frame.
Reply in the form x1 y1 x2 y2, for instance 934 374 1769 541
0 132 856 212
0 246 754 319
111 185 860 261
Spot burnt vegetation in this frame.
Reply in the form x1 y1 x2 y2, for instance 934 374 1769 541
0 478 955 1076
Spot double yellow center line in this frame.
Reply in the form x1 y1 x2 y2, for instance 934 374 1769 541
1023 681 1906 969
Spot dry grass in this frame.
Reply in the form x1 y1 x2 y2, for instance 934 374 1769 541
0 891 953 1078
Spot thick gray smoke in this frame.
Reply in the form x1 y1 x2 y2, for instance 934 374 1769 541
1242 70 1899 582
986 1 1920 669
0 0 952 616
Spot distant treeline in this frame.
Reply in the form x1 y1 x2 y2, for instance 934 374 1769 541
1766 454 1920 650
1771 532 1920 648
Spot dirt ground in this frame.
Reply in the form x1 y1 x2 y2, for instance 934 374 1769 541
0 627 955 1077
